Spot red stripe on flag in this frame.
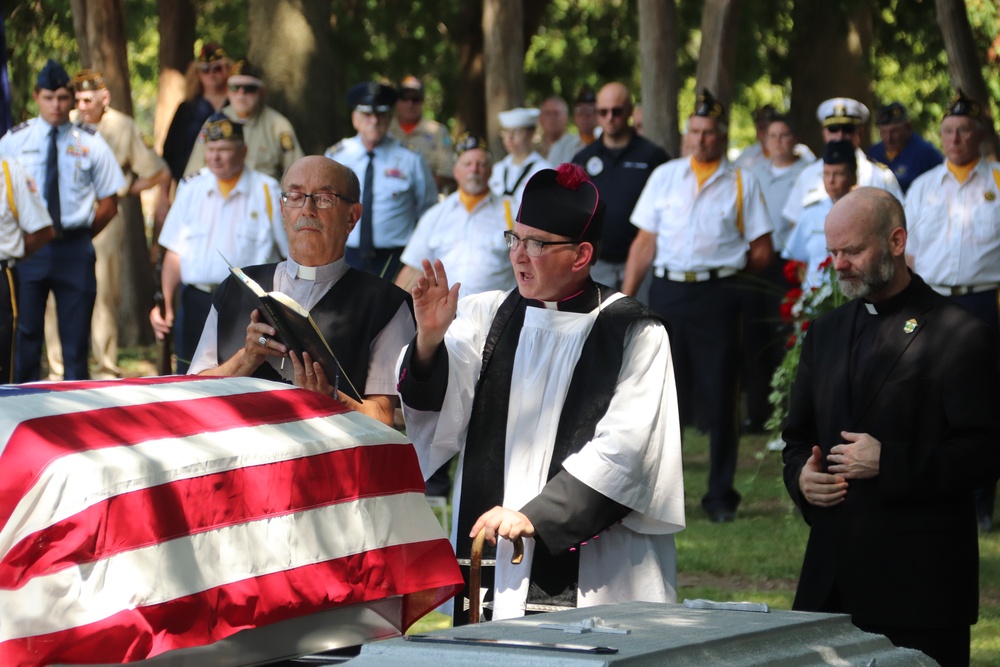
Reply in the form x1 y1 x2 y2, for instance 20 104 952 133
0 387 348 525
0 540 463 667
0 443 425 587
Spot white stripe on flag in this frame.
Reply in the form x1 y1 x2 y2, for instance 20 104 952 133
0 491 442 641
0 377 294 452
0 413 411 560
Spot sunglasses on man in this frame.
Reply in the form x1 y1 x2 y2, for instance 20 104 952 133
229 83 260 94
199 63 226 75
596 106 626 118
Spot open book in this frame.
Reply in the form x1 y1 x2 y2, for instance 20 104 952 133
225 260 362 402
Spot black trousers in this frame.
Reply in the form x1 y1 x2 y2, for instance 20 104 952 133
650 275 743 512
175 284 214 375
0 263 17 383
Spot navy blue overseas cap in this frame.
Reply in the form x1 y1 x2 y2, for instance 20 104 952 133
37 59 70 91
348 82 397 113
201 111 244 142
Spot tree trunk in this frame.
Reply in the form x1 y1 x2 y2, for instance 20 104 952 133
72 0 155 346
694 0 740 113
249 0 339 156
483 0 525 158
789 0 873 155
453 2 486 139
153 0 195 154
638 0 680 157
936 0 1000 158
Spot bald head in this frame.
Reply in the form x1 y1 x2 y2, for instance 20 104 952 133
825 188 909 301
596 82 633 146
282 155 360 203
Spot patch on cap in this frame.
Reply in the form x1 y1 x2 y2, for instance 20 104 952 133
198 42 228 63
693 89 725 120
201 111 244 143
875 102 908 126
454 133 490 157
228 60 265 87
575 87 597 105
71 69 106 92
944 90 983 120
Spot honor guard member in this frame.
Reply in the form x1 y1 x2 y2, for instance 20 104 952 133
189 156 414 428
399 163 685 625
867 102 943 194
0 157 54 382
397 134 516 298
783 140 858 289
43 69 172 380
152 112 286 374
0 59 126 382
572 82 669 302
184 60 303 182
904 91 1000 532
783 97 903 228
624 89 774 523
488 107 551 219
389 75 455 193
325 81 437 281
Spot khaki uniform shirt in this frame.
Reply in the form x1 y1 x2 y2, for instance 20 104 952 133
184 104 304 182
389 116 454 179
72 107 167 197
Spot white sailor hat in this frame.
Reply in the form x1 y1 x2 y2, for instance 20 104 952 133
816 97 870 127
498 107 540 129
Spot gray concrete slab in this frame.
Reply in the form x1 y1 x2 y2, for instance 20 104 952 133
348 601 938 666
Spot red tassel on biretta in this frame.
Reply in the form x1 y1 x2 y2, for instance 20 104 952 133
555 163 589 191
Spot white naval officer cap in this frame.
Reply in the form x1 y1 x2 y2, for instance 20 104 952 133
498 107 541 129
816 97 870 127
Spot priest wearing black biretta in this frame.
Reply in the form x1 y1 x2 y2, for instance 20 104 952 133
397 163 686 624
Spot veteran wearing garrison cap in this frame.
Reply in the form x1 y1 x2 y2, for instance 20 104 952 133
867 102 942 193
42 68 172 381
389 75 455 193
625 89 773 524
325 81 436 280
184 60 303 182
782 97 903 227
397 134 516 298
152 112 286 374
0 59 125 382
905 91 1000 533
399 162 684 625
488 106 551 211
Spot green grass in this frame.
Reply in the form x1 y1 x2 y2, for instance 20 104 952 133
111 348 1000 664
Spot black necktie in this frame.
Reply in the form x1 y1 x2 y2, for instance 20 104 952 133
45 125 62 235
360 151 375 260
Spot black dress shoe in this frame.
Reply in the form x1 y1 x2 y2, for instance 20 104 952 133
707 507 736 523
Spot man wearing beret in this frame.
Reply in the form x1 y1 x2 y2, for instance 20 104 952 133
398 163 684 625
905 91 1000 533
151 112 286 373
325 81 436 281
488 107 551 213
783 97 903 228
0 59 125 382
867 102 942 194
783 140 858 288
389 75 455 193
624 90 773 523
184 60 303 182
43 68 172 381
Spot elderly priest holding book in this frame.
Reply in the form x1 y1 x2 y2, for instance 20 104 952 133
189 155 414 425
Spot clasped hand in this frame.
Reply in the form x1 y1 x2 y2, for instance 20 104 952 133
799 431 881 508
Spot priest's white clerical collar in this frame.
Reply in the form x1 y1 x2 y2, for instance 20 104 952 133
864 302 878 315
285 257 347 283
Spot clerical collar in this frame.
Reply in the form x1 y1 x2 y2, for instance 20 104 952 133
860 273 915 316
284 256 348 283
525 280 601 313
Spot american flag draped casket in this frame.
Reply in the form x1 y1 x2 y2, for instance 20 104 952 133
0 376 463 666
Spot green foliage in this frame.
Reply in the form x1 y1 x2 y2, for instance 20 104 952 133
4 0 78 122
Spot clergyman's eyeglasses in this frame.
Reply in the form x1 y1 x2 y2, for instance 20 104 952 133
280 191 356 209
